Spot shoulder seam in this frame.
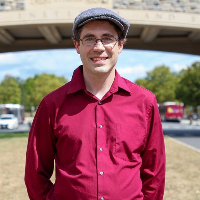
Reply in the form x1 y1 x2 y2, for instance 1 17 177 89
43 82 70 116
45 81 71 97
124 78 156 97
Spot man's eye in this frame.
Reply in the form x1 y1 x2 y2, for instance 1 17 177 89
103 37 113 41
84 38 95 42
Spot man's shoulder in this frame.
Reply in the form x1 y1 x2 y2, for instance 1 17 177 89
43 81 71 104
122 77 155 99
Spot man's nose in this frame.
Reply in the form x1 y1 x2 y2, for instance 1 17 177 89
94 40 105 50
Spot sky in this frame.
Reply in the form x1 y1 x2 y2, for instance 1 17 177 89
0 48 200 83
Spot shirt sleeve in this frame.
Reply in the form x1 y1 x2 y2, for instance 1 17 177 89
141 96 166 200
25 98 55 200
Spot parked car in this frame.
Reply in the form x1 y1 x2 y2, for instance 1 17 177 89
0 114 19 129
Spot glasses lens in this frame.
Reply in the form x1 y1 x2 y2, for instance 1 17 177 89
81 37 118 46
102 37 115 45
83 38 95 46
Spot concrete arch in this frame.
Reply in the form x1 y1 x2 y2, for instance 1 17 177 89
0 0 200 55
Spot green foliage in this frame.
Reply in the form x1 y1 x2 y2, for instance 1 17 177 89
0 75 21 104
15 77 29 111
175 62 200 108
23 77 36 111
135 65 179 103
24 73 67 108
0 73 67 111
0 132 29 139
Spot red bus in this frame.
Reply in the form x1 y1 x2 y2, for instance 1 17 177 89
158 101 184 121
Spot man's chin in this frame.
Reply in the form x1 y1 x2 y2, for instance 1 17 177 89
93 66 109 73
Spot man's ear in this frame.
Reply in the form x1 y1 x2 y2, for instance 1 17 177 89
118 39 125 54
73 40 80 54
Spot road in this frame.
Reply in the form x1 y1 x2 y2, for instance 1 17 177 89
162 120 200 136
0 123 30 133
1 120 200 150
162 120 200 151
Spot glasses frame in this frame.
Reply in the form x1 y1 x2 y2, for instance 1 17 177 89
79 37 120 47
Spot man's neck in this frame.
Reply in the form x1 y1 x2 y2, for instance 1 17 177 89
83 68 115 100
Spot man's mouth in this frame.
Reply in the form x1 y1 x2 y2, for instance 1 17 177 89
91 57 108 61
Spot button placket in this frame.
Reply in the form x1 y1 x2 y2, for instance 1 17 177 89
96 103 106 200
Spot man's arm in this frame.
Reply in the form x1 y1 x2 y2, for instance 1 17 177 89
25 98 55 200
141 97 166 200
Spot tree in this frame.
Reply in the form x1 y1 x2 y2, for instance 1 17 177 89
15 77 29 110
24 73 67 109
135 65 179 103
175 62 200 109
0 75 21 104
23 77 36 111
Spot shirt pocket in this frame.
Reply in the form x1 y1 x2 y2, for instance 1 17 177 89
114 123 145 162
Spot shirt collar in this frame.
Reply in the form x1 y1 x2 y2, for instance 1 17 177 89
111 70 131 94
67 65 131 95
67 66 86 94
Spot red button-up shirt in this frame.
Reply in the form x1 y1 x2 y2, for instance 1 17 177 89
25 66 165 200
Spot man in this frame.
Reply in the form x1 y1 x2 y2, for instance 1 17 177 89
25 7 165 200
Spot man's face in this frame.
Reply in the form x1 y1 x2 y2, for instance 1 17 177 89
74 20 124 77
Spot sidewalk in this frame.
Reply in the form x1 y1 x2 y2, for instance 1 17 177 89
24 116 34 124
180 119 200 126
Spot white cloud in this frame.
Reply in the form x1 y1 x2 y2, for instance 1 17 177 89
21 50 81 72
0 68 21 81
117 65 146 74
173 64 188 72
117 65 147 81
0 53 18 65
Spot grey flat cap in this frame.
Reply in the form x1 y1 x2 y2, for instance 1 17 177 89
72 7 130 39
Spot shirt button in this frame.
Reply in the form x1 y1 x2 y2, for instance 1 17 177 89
99 125 103 128
99 148 103 151
100 171 104 175
101 197 104 200
98 101 102 105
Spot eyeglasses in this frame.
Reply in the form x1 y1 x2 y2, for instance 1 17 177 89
79 37 119 47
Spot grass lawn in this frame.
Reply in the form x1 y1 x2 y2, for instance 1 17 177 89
0 134 199 200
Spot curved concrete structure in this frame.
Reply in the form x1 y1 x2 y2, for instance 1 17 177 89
0 0 200 55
